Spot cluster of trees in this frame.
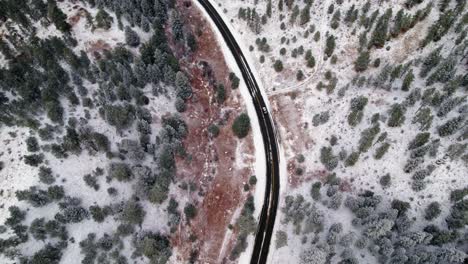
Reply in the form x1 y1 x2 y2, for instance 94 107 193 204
230 195 256 260
0 0 196 262
294 180 468 263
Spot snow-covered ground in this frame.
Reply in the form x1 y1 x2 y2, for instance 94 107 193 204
211 0 467 263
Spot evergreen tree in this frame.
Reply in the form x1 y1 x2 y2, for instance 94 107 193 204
325 35 336 57
354 51 370 72
300 4 311 25
369 9 392 48
48 0 71 32
125 26 140 47
401 69 414 91
95 9 113 30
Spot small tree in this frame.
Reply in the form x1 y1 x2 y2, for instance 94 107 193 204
387 103 406 127
122 199 145 226
26 136 40 152
354 51 370 72
95 9 113 30
208 124 220 138
325 35 336 57
425 201 441 221
273 60 284 72
125 26 140 47
401 69 414 91
184 203 197 221
232 113 251 138
109 163 133 182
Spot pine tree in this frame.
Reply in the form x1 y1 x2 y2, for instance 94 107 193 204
420 46 442 78
331 10 341 29
401 69 414 91
47 0 71 32
426 57 456 86
125 26 140 47
300 4 311 25
354 51 370 72
172 11 184 40
175 71 192 100
266 0 272 17
324 35 336 57
369 9 392 48
95 9 113 30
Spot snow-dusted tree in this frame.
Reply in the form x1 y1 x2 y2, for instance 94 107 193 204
438 116 464 137
171 11 184 40
325 35 336 57
419 46 442 78
175 71 192 100
401 69 414 91
95 9 113 30
426 57 456 86
369 9 392 48
354 51 370 72
125 26 140 47
300 245 328 264
326 222 343 245
163 65 176 85
435 248 466 263
364 219 393 239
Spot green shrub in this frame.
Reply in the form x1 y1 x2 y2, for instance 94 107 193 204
325 35 336 57
89 205 111 223
24 154 44 167
425 202 441 221
354 51 370 72
438 116 464 137
208 124 220 138
401 69 414 91
249 176 257 185
229 72 240 89
104 104 135 130
391 199 411 216
345 151 360 166
232 113 251 138
95 9 113 30
216 84 226 104
358 125 380 152
320 147 338 171
374 143 390 160
379 174 391 188
387 103 406 127
311 182 322 201
109 163 133 182
184 203 197 221
26 136 40 152
122 199 145 226
273 60 284 72
39 166 55 184
83 174 99 190
408 132 430 150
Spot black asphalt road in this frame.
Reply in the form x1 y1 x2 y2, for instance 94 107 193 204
196 1 280 264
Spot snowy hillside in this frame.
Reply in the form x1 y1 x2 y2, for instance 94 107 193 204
213 0 467 263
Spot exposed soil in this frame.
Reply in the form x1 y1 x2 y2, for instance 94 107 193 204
270 92 315 188
169 1 256 262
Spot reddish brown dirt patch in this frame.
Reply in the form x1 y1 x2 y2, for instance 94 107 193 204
169 1 256 263
270 92 315 188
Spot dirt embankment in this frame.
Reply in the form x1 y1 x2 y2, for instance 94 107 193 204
169 1 256 263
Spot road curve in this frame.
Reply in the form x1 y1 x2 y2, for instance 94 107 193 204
196 1 280 263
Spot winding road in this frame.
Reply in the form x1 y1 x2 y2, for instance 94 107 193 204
196 1 280 263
